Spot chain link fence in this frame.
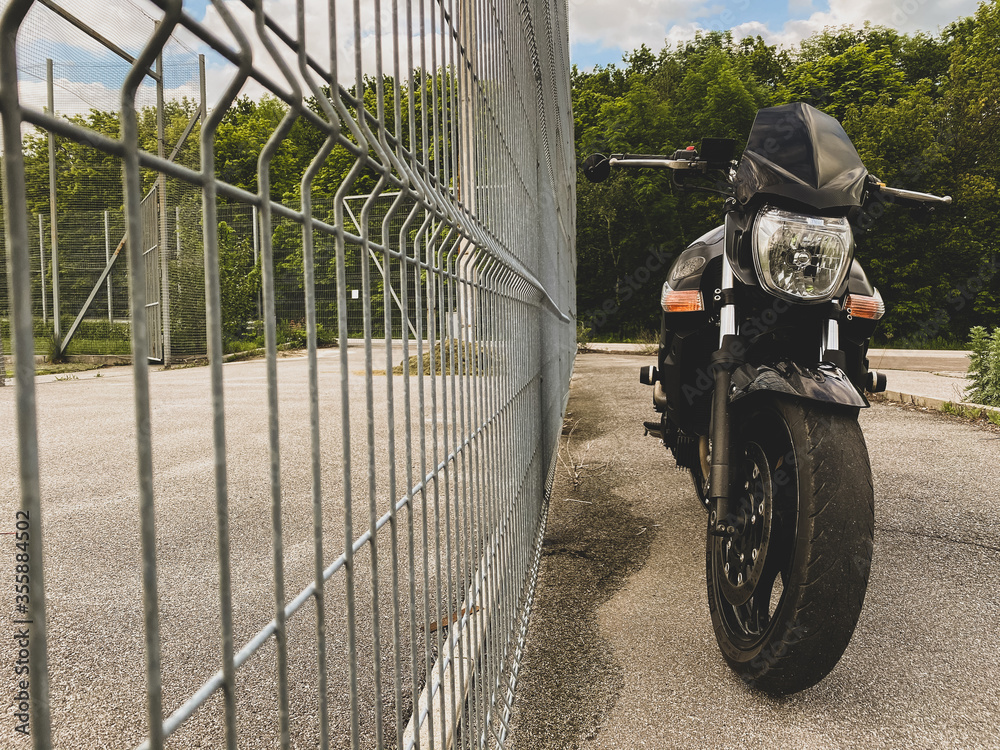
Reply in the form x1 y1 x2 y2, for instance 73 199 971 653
1 0 575 747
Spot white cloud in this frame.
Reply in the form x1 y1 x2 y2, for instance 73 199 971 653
198 0 434 106
9 0 202 66
4 0 436 124
568 0 713 49
734 0 981 48
570 0 983 56
16 76 198 119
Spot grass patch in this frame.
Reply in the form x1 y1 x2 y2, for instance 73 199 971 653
872 334 968 350
224 339 266 355
387 339 488 375
582 329 660 345
64 338 131 356
2 361 107 379
38 362 105 376
223 321 337 355
966 326 1000 406
942 401 1000 426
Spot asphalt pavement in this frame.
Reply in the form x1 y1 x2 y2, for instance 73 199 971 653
0 343 451 749
584 345 971 374
508 352 1000 750
4 346 994 748
585 343 980 409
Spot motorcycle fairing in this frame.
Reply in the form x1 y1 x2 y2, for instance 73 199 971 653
734 103 868 210
664 222 874 300
666 225 724 293
730 360 869 409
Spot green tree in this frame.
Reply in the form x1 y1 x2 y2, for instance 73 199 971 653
780 43 908 119
217 221 261 342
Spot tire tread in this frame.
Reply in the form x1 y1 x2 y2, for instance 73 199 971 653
707 397 874 695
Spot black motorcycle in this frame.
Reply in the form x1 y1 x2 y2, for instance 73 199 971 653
582 102 950 695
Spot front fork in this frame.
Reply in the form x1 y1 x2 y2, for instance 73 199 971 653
708 253 842 536
708 252 739 535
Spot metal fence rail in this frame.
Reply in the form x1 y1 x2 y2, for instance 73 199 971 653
1 0 575 747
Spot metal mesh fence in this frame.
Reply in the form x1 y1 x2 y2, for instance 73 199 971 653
210 192 442 344
0 0 206 361
0 0 576 748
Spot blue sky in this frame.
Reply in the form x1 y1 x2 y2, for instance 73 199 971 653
570 0 805 69
10 0 986 118
569 0 984 69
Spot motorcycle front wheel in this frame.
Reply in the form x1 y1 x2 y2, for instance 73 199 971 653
706 395 874 695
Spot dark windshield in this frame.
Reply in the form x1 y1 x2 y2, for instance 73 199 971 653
734 103 867 210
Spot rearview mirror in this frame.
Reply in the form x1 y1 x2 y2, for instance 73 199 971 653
700 138 735 167
582 153 611 183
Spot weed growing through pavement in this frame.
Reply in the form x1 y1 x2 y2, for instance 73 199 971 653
558 418 610 488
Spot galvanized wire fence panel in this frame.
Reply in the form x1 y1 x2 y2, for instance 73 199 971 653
1 0 575 748
0 2 205 360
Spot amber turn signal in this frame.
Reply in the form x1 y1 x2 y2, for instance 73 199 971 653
845 289 885 320
661 289 705 313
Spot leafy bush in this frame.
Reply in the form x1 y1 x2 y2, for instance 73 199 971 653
64 320 131 355
218 221 262 343
966 326 1000 406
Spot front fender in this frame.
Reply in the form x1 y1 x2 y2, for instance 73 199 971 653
730 360 869 409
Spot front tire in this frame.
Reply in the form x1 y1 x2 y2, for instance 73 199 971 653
706 396 874 695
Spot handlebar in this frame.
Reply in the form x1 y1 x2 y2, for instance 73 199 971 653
582 154 954 208
582 151 713 183
871 181 952 206
608 155 706 170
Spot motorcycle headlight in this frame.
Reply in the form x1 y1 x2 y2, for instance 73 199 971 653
752 207 853 302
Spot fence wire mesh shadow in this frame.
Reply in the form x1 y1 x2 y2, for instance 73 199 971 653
0 0 576 748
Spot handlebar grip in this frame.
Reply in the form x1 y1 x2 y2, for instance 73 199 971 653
877 184 952 205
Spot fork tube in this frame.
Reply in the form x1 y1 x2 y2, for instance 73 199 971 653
821 318 839 360
710 252 738 534
719 253 737 344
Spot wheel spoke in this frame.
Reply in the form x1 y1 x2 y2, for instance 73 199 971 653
710 408 798 648
755 561 780 621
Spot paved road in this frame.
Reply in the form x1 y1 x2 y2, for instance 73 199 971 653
509 353 1000 750
0 344 456 749
586 345 971 376
866 348 970 373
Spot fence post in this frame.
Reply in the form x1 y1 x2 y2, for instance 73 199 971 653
156 27 172 366
253 204 261 319
47 59 60 340
2 11 54 741
39 213 47 324
105 210 113 321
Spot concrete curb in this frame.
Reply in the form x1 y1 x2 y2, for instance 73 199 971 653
879 390 949 411
876 390 1000 419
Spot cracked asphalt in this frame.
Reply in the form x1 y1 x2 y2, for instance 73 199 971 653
508 352 1000 750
